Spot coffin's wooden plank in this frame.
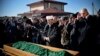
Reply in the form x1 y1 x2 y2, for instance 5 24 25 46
4 45 37 56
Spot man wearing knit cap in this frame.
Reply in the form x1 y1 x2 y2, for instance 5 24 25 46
46 15 54 26
42 15 62 48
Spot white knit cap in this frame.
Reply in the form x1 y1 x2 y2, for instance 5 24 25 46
46 15 54 20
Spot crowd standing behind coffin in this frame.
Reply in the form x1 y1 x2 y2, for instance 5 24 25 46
0 8 100 56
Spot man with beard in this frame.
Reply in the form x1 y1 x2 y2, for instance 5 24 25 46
42 15 61 48
78 8 97 56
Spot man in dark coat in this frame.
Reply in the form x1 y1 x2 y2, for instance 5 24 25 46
94 9 100 56
69 8 98 56
0 20 6 48
42 15 61 48
78 8 98 56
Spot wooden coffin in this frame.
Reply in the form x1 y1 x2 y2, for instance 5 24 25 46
3 43 79 56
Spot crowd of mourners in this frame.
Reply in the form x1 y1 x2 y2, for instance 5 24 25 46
0 8 100 56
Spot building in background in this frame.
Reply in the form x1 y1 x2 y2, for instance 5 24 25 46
18 0 72 19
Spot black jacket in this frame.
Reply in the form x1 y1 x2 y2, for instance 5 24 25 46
43 24 61 47
79 15 98 56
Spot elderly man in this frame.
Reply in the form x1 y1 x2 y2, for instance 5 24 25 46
42 15 61 48
77 8 98 56
68 8 98 56
79 8 89 18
